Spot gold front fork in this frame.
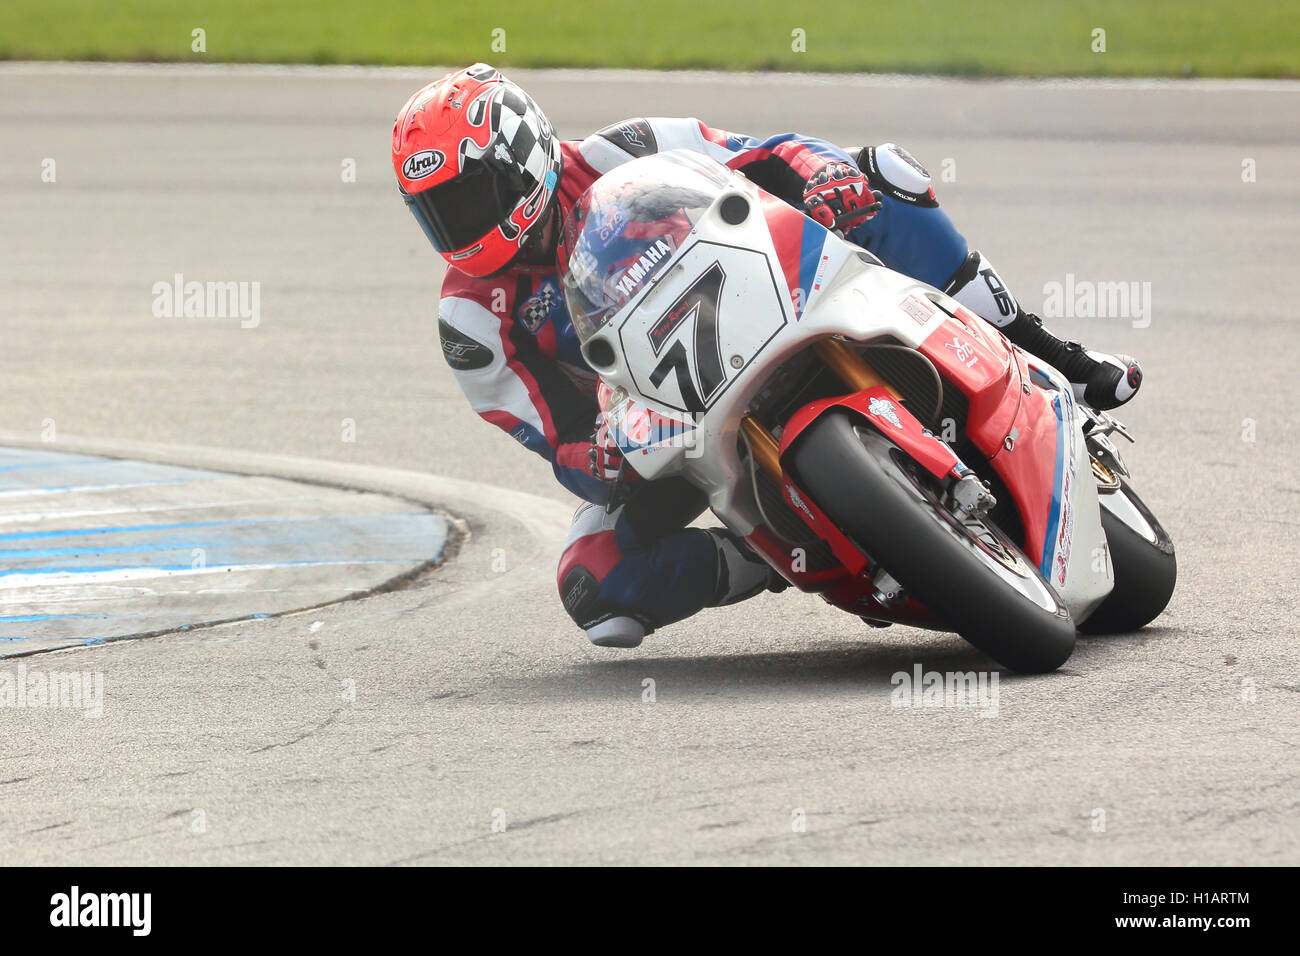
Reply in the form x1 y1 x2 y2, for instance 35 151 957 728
740 416 782 480
740 338 899 483
812 338 901 398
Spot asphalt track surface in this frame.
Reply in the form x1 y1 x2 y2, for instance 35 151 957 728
1 63 1297 865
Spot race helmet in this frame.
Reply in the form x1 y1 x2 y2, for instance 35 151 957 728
392 63 563 277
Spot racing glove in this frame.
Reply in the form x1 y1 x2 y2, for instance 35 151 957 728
589 416 634 483
802 162 882 233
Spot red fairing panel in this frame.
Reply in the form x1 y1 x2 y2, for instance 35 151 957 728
917 309 1021 461
987 346 1062 567
918 307 1062 564
758 192 816 316
779 386 962 481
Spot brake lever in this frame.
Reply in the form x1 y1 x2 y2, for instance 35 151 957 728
830 190 883 232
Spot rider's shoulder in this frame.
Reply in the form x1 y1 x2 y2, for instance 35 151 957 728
577 117 721 172
440 267 512 315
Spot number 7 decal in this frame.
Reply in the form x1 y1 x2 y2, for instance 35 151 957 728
646 262 726 413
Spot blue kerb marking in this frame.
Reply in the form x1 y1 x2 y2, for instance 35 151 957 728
0 538 426 562
795 218 825 317
0 512 431 542
0 613 114 622
0 520 444 560
0 453 227 493
0 457 104 472
0 558 421 577
0 447 450 653
1039 394 1067 578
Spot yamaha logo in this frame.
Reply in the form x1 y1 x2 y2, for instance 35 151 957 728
402 149 445 181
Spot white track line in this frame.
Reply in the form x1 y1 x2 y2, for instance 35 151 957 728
0 430 573 561
0 560 415 590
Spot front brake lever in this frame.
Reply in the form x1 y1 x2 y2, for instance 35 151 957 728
831 190 883 233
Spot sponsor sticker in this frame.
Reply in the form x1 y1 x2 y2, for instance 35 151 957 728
610 238 675 300
945 336 979 369
899 294 935 325
868 396 903 429
402 149 445 181
812 253 832 292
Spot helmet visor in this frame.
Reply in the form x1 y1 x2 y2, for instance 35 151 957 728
403 158 526 253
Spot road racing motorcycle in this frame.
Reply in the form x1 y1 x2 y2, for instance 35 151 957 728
560 150 1176 673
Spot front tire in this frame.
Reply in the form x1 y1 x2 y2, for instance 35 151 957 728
791 411 1076 673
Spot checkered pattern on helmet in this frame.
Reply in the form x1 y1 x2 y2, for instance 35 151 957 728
489 83 557 199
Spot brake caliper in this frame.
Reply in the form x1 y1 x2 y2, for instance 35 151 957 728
950 472 997 518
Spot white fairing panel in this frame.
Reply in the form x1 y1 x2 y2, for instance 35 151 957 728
617 242 791 416
1099 485 1159 543
1026 367 1114 623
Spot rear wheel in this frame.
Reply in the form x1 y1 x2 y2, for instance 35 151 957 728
1079 479 1176 634
791 411 1075 673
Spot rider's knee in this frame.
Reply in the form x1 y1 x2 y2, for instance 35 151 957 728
853 143 940 208
557 563 648 648
556 502 649 647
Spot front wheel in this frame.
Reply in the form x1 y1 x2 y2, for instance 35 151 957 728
791 411 1076 673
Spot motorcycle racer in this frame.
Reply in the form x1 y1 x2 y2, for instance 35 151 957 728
392 63 1144 648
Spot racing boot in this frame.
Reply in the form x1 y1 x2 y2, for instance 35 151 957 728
943 250 1142 411
1000 308 1142 411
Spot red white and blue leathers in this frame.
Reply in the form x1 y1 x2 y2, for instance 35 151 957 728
436 117 1015 637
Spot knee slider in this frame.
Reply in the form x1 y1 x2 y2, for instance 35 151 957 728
558 563 650 647
584 616 646 649
558 564 604 629
858 143 938 208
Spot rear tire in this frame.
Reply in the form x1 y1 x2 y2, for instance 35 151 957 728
1079 479 1176 634
791 411 1076 673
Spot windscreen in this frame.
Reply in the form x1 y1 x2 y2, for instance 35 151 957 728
561 151 732 342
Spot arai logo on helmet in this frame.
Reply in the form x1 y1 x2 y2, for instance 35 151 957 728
402 149 446 181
